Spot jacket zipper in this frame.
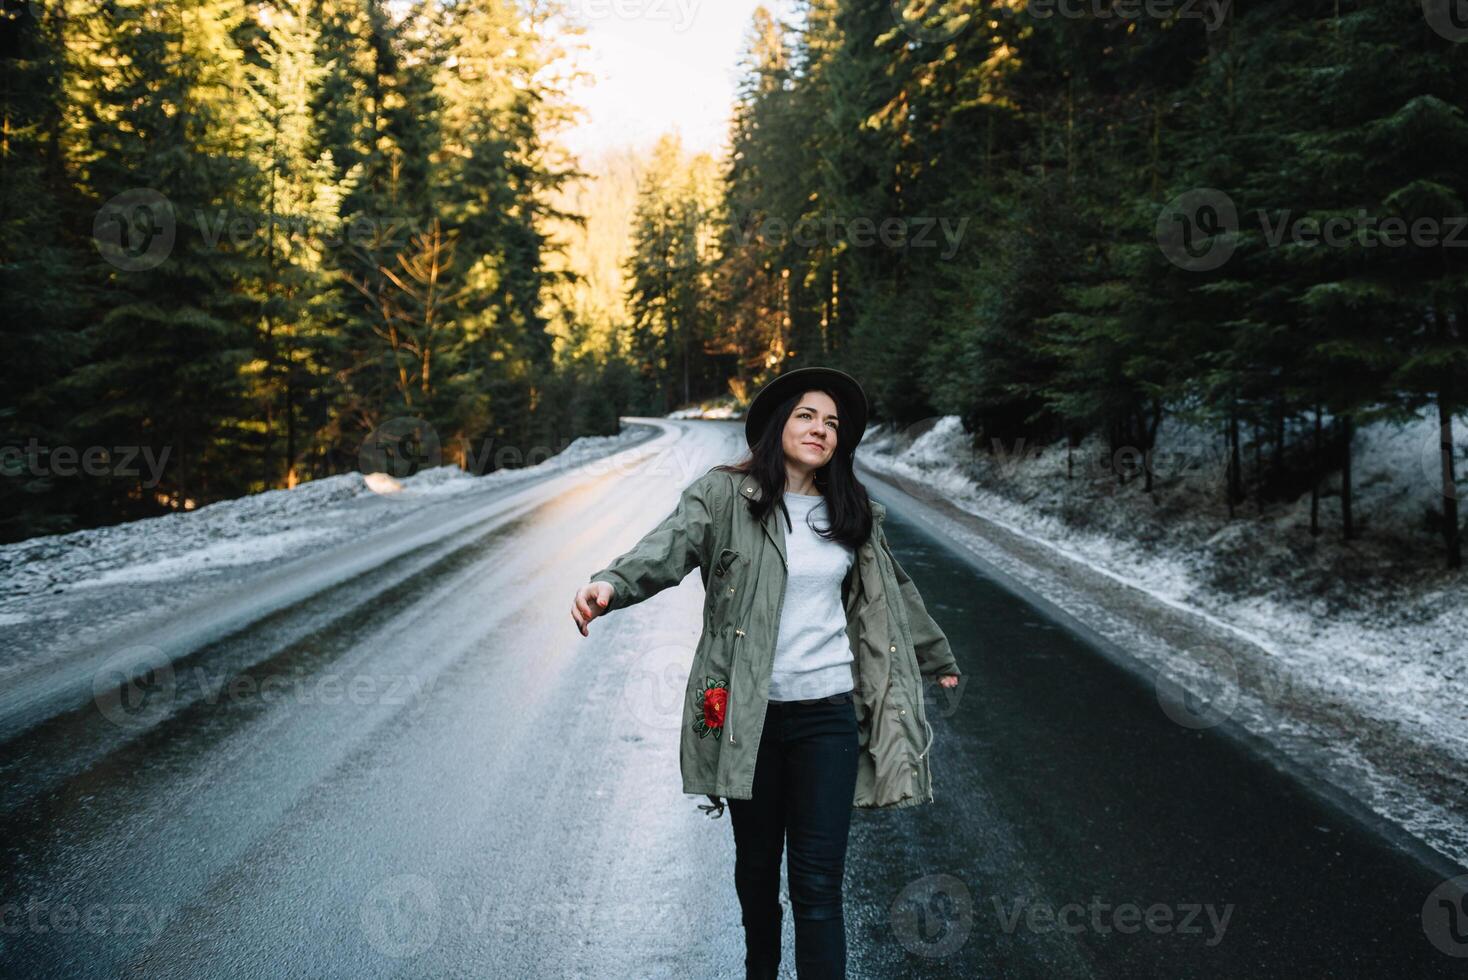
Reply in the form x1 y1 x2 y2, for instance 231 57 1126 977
748 559 787 745
728 506 788 748
728 627 745 743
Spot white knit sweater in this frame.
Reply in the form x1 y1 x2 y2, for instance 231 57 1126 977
767 491 856 702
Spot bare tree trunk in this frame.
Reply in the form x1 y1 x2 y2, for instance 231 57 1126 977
1143 399 1162 495
1340 413 1354 541
1310 406 1322 536
1253 419 1263 515
1226 412 1243 516
285 367 297 488
1274 405 1286 487
1438 389 1462 570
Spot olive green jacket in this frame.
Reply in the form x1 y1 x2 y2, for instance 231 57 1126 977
588 466 961 810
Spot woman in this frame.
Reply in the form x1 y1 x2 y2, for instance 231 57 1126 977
571 366 961 980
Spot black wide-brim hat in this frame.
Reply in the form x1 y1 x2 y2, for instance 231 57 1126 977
743 366 869 454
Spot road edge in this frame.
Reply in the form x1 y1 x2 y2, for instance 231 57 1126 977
858 460 1468 884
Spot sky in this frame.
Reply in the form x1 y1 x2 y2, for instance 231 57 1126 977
559 0 800 163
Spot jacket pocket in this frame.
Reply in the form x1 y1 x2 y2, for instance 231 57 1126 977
713 547 741 577
707 547 744 627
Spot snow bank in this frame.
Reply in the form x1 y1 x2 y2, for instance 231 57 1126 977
668 400 741 420
0 428 648 618
857 409 1467 865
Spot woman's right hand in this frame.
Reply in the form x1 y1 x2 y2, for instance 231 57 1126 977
572 581 615 636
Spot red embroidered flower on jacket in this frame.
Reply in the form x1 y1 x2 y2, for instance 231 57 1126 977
693 677 728 739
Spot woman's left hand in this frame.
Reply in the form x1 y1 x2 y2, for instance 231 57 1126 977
937 673 959 689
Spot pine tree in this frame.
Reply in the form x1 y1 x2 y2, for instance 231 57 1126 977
626 134 720 411
62 0 259 516
0 0 93 538
244 0 358 489
718 6 800 384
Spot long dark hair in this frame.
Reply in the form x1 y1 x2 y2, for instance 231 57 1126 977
715 386 875 552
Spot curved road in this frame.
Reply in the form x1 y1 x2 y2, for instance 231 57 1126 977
0 419 1461 978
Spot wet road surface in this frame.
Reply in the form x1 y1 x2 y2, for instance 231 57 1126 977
0 420 1462 978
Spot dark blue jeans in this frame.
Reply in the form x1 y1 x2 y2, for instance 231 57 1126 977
728 689 859 980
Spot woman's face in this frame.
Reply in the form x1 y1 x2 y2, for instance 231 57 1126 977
781 389 840 472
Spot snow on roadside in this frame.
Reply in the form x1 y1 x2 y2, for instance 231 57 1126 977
857 411 1468 859
0 427 649 622
668 400 740 420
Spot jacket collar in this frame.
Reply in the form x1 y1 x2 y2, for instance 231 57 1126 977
736 474 785 568
731 475 880 513
735 473 886 571
735 473 886 521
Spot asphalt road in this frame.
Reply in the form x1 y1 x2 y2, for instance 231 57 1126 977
0 419 1461 978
